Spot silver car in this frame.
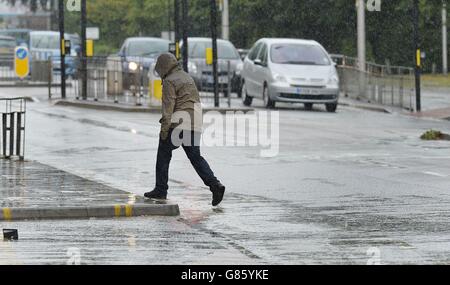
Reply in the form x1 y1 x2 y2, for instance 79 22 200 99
242 38 340 112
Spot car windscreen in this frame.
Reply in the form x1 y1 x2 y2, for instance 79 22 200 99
31 34 60 50
127 40 169 57
271 44 331 66
189 41 240 60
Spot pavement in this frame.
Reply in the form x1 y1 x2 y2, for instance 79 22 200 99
53 98 255 114
0 159 179 221
1 86 450 265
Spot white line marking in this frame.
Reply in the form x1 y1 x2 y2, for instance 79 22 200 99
423 171 447 177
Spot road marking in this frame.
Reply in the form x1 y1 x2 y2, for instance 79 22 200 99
423 171 447 177
125 205 133 217
2 208 12 221
114 205 121 217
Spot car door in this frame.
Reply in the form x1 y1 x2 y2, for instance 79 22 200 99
253 43 269 98
243 42 262 97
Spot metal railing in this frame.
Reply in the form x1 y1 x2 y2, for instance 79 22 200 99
331 55 416 111
47 56 236 108
0 98 26 160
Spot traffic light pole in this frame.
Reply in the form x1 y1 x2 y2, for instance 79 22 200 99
81 0 87 100
181 0 189 72
174 0 180 59
210 0 219 108
58 0 66 99
413 0 421 112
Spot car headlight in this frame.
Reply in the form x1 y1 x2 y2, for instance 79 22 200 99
328 75 339 86
273 73 287 83
128 62 139 72
188 61 198 74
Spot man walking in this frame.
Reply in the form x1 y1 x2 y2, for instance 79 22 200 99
144 53 226 207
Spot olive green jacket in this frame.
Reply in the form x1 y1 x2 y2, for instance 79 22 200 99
155 53 203 140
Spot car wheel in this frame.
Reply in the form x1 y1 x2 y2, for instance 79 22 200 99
263 85 275 109
242 82 253 107
305 103 314 111
326 103 338 113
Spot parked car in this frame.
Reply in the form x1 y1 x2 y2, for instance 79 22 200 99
0 36 16 67
29 31 81 77
181 37 243 97
241 38 340 112
0 29 31 47
117 37 170 89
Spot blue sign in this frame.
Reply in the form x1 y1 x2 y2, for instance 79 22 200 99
16 48 28 60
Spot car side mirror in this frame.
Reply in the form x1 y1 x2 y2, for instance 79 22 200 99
254 59 264 66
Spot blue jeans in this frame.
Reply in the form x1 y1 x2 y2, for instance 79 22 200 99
155 129 219 193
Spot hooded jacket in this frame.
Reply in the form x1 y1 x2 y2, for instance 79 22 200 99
155 53 203 140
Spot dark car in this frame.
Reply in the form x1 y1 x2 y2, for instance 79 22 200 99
181 37 244 97
118 37 170 70
118 37 170 90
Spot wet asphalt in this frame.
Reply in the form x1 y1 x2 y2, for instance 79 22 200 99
1 87 450 265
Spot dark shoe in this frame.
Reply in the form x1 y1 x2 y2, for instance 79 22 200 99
144 189 167 200
210 183 226 207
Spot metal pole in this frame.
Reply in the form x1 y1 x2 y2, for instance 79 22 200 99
222 0 230 40
356 0 366 72
58 0 66 99
210 0 219 108
182 0 189 72
443 2 448 75
168 0 172 41
414 0 421 112
227 61 231 108
81 0 88 100
174 0 180 59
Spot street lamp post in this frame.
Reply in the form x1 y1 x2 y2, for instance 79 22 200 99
222 0 229 40
356 0 366 72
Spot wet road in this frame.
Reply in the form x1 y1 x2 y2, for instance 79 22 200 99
1 88 450 264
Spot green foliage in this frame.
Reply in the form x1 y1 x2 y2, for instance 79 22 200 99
421 130 445 140
6 0 450 69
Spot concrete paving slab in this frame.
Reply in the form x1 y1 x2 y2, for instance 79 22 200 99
0 160 179 220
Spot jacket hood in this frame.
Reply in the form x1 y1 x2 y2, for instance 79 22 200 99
155 53 180 79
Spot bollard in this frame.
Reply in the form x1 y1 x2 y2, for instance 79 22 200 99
94 69 98 102
227 61 231 108
1 98 26 160
114 70 119 104
48 59 52 100
2 113 6 157
9 112 14 159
